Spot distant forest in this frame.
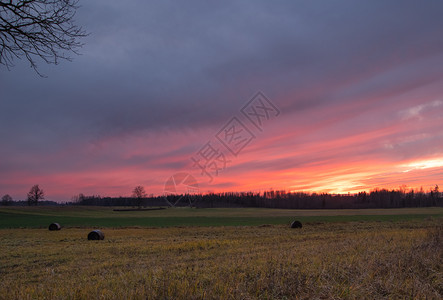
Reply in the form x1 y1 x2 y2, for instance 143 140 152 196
2 186 442 209
69 185 442 209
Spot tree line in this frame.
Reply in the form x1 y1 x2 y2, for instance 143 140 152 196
67 185 442 209
2 184 442 209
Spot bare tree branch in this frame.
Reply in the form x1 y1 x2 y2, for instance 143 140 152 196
0 0 87 76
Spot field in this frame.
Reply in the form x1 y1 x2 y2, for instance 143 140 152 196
1 206 442 228
0 207 442 299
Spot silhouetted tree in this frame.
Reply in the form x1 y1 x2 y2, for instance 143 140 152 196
132 186 147 209
433 185 440 198
1 194 13 205
0 0 87 75
430 185 440 206
71 193 85 204
27 184 44 205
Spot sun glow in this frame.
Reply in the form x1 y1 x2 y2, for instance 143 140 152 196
401 158 443 172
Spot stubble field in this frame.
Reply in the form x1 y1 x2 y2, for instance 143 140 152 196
0 207 442 299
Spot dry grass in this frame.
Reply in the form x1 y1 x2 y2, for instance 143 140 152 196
0 220 442 299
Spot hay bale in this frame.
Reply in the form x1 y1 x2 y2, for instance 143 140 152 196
290 220 303 228
88 230 105 240
48 223 61 231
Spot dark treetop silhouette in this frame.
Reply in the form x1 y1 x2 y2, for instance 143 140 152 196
27 184 44 205
132 186 147 209
1 194 13 205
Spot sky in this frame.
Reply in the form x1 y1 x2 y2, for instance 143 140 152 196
1 0 443 202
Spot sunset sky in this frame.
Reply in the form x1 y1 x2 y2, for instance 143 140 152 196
1 1 443 202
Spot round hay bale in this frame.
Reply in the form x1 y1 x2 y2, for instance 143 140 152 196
290 220 303 229
48 223 61 231
88 230 105 240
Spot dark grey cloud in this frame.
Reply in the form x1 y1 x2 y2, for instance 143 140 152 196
3 1 443 142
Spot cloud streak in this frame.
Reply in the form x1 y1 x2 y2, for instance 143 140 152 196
1 0 443 201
